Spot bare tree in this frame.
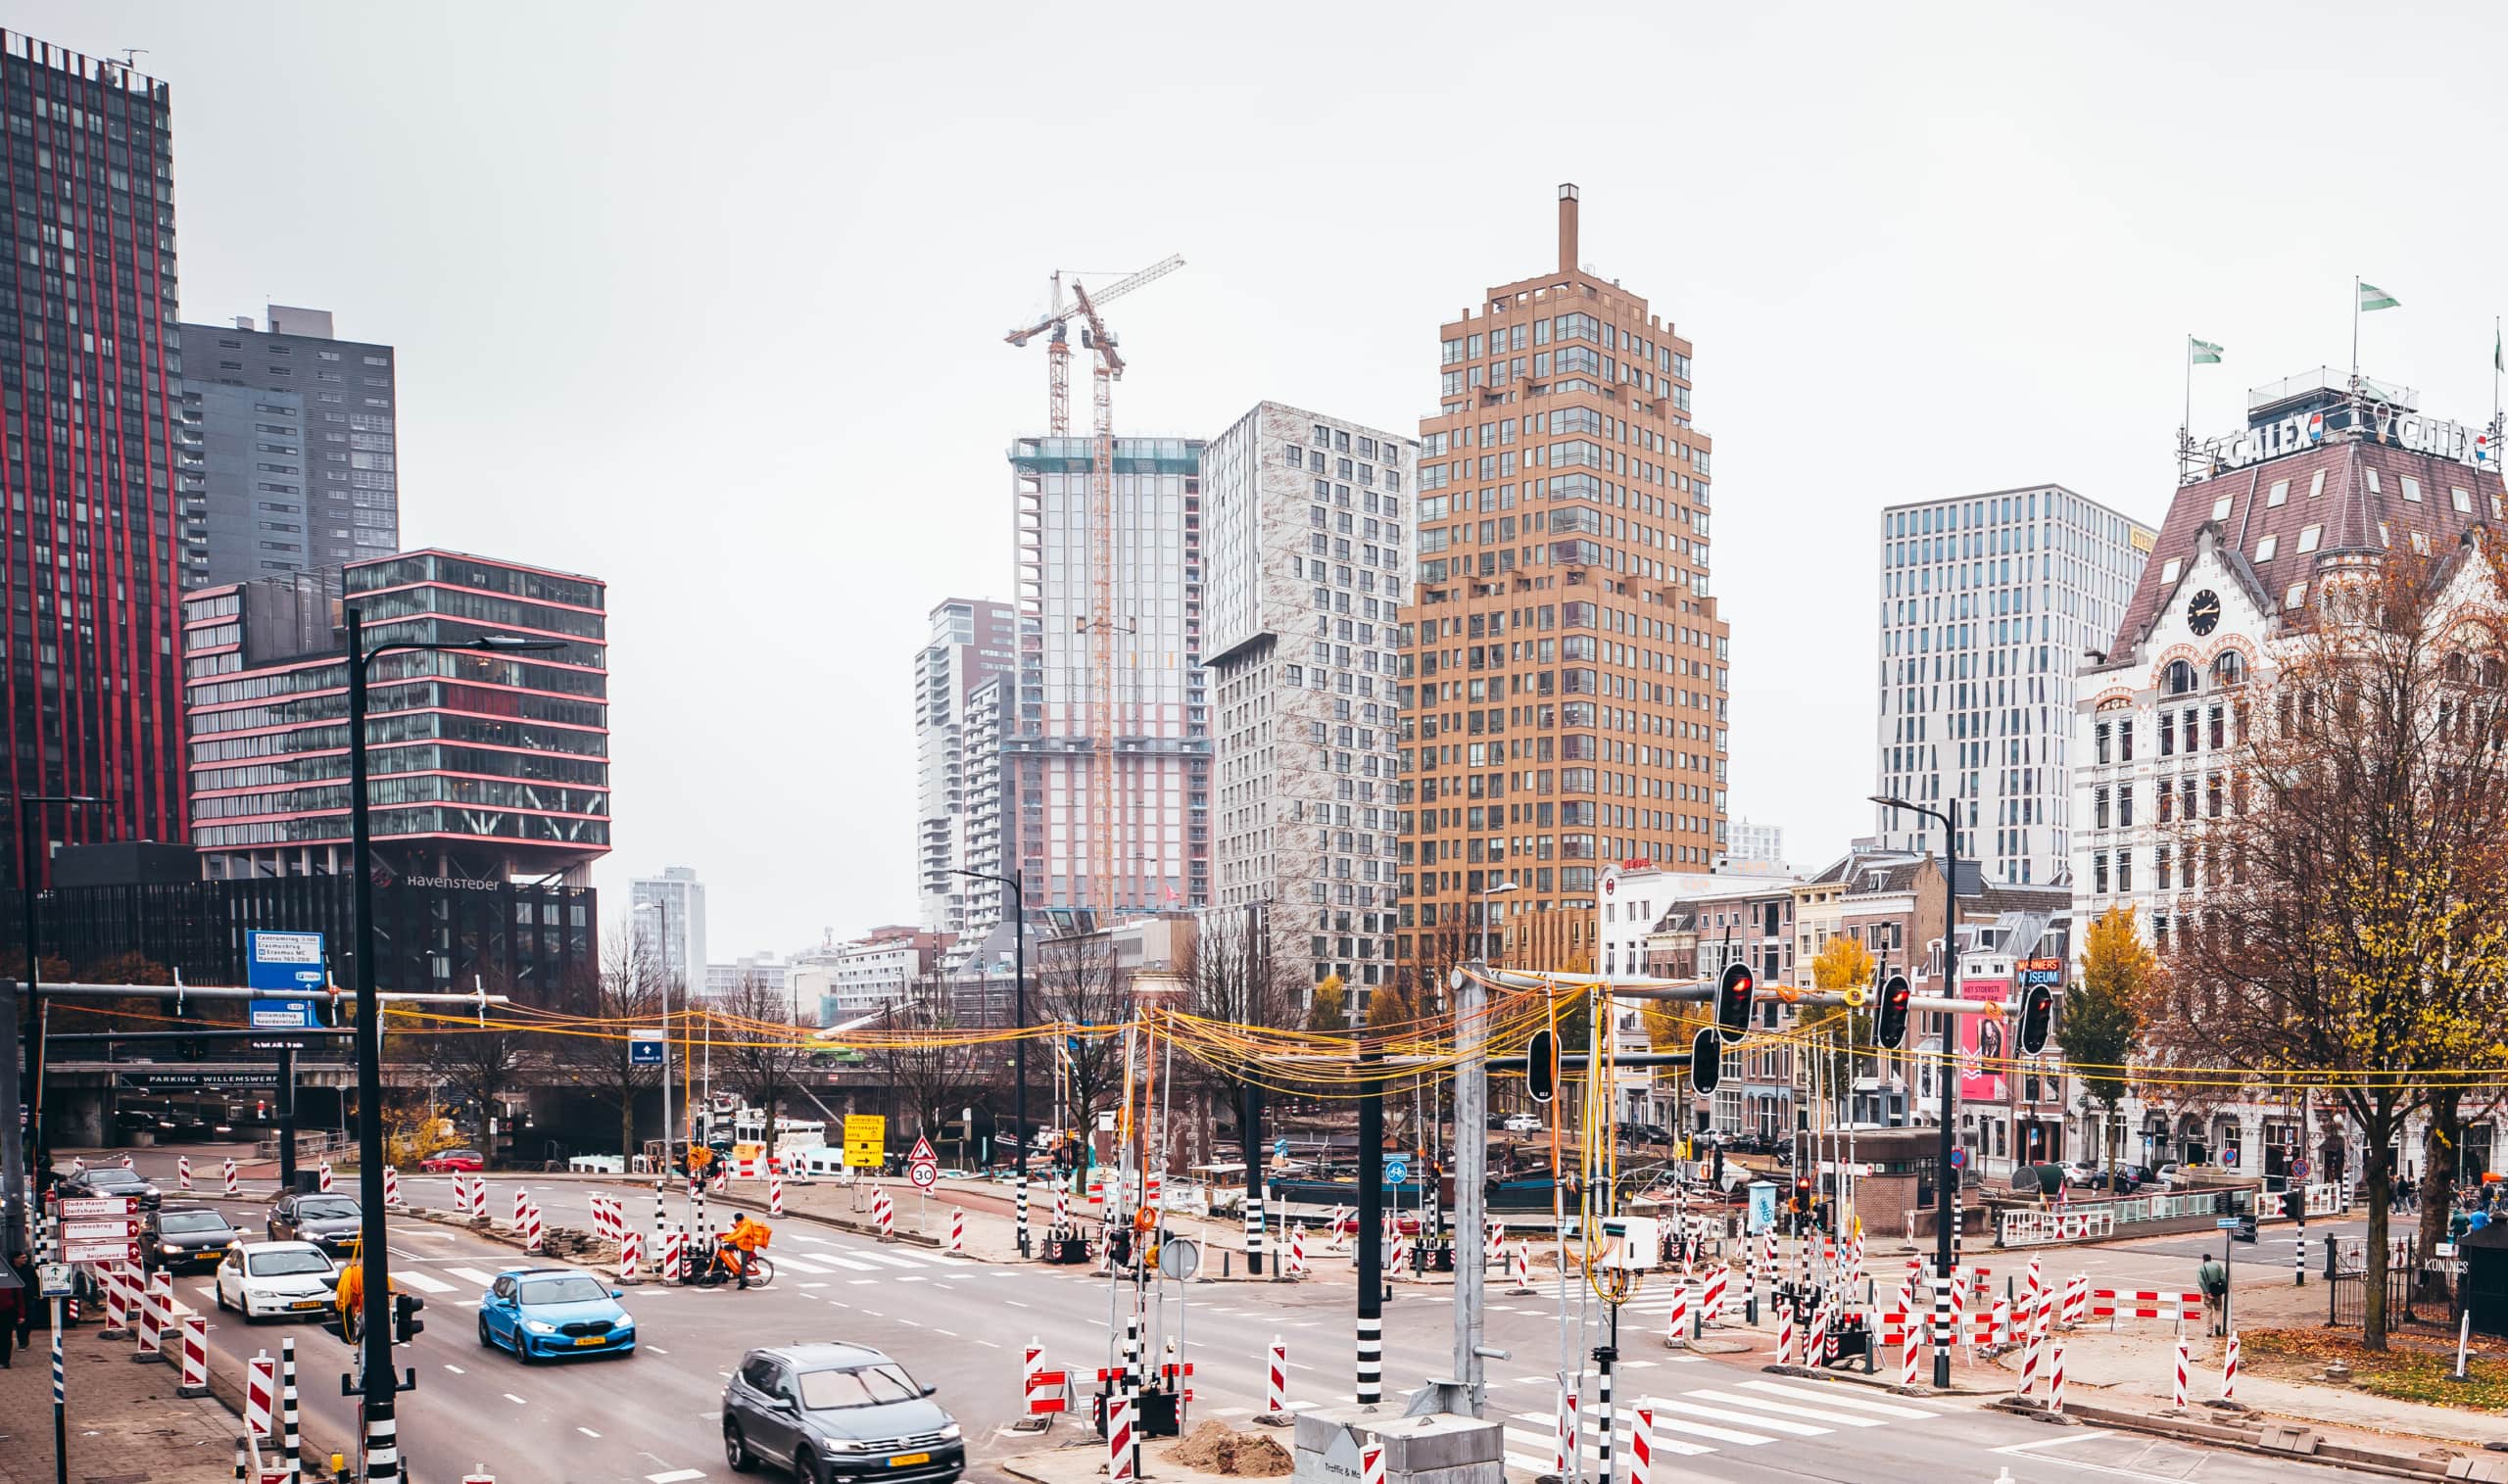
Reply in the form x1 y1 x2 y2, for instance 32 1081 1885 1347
716 971 814 1161
1034 931 1130 1138
883 975 983 1145
556 924 667 1162
1185 909 1303 1188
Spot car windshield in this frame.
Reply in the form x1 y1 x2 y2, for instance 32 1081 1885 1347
442 1151 479 1161
89 1171 142 1186
296 1198 358 1220
247 1249 331 1276
796 1363 922 1410
161 1213 229 1234
518 1276 610 1305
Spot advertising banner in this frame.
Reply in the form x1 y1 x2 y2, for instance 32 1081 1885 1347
1958 977 2012 1102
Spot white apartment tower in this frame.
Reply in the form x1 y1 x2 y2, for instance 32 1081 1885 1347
630 865 708 993
1006 436 1210 920
1876 485 2153 885
1205 402 1417 991
913 598 1016 935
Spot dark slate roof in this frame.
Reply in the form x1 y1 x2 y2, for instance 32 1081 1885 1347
2105 439 2498 660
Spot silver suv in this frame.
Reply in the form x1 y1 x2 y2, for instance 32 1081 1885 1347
721 1343 963 1484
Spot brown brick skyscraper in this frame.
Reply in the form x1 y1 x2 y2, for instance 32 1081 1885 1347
1396 185 1729 981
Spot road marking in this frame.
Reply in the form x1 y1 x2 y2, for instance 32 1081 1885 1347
443 1364 466 1375
894 1275 926 1283
1005 1300 1030 1309
1994 1433 2213 1482
649 1346 670 1354
195 1285 217 1303
446 1267 499 1286
394 1270 456 1294
936 1328 957 1337
976 1339 999 1349
504 1393 529 1406
648 1472 707 1484
800 1281 828 1289
1731 1379 1945 1418
1995 1433 2113 1456
1681 1388 1883 1428
578 1427 602 1438
810 1254 879 1271
851 1249 931 1269
850 1278 878 1285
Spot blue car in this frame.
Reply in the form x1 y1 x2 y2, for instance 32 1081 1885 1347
476 1267 636 1363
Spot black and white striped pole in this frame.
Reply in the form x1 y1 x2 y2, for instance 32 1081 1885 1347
1354 985 1383 1407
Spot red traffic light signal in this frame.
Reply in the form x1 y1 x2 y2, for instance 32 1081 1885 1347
2017 983 2054 1056
1713 963 1756 1043
1875 974 1912 1050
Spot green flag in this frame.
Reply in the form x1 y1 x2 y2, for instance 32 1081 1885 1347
2359 281 2400 311
2188 337 2224 364
2494 322 2501 373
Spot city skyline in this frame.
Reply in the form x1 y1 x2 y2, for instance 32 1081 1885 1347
23 2 2508 953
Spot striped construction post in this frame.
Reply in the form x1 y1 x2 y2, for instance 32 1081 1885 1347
471 1174 488 1221
513 1187 529 1230
1022 1338 1042 1412
2050 1343 2065 1415
179 1154 194 1192
2173 1334 2189 1410
1266 1336 1288 1418
246 1353 277 1439
178 1314 212 1396
1991 1297 2010 1351
2222 1330 2240 1401
317 1161 333 1194
224 1158 239 1197
101 1263 132 1337
281 1336 302 1478
137 1269 171 1358
1742 1256 1757 1325
1509 1241 1534 1295
620 1230 642 1283
660 1226 683 1283
1703 1264 1726 1324
1665 1280 1689 1345
1775 1298 1796 1364
1355 1312 1382 1405
2063 1272 2087 1326
525 1201 545 1254
1554 1382 1575 1478
1361 1442 1384 1484
1105 1392 1133 1484
949 1208 966 1255
1901 1310 1920 1387
2016 1310 2040 1397
693 1187 708 1246
1628 1406 1654 1484
383 1165 401 1209
2025 1255 2044 1310
769 1172 785 1219
1326 1205 1347 1251
1290 1223 1308 1277
1486 1218 1503 1270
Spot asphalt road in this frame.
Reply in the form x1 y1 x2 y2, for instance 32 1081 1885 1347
95 1151 2408 1484
2123 1215 2370 1267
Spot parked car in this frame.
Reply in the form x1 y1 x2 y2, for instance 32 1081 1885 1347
721 1342 962 1484
2106 1165 2152 1193
419 1149 485 1173
476 1267 636 1363
267 1193 363 1254
60 1166 163 1210
145 1204 240 1272
214 1240 337 1321
2058 1161 2100 1189
1502 1114 1544 1134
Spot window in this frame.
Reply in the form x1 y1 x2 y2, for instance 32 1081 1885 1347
2453 487 2474 513
2365 467 2382 495
2410 529 2430 555
2254 534 2277 561
2160 711 2176 754
2401 476 2422 503
2163 659 2197 695
2297 524 2322 553
2160 557 2182 584
2266 479 2290 507
2210 495 2233 521
2285 582 2306 610
2309 468 2327 499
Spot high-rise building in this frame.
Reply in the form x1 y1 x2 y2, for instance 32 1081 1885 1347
631 865 707 993
0 37 186 886
955 670 1011 956
1006 435 1209 921
1721 817 1786 871
1875 486 2153 885
1396 185 1728 977
1205 401 1415 990
181 550 610 885
913 597 1014 936
174 306 397 591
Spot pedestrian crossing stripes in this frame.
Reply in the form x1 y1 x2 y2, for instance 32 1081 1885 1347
1496 1379 1954 1472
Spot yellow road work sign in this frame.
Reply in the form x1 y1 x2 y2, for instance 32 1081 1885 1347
844 1114 887 1169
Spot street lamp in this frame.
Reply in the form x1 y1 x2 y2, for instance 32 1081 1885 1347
1870 792 1961 1388
346 611 562 1483
949 866 1029 1256
634 901 677 1182
1479 879 1519 965
16 790 99 1241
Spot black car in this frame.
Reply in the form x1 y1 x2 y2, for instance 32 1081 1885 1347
267 1193 362 1254
146 1204 241 1272
722 1343 962 1484
61 1166 162 1210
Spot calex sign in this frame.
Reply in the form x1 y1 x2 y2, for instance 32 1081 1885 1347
2211 409 2326 470
2214 405 2495 472
2382 407 2492 467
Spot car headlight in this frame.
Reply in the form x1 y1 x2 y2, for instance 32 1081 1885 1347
939 1423 961 1441
822 1438 873 1454
524 1320 557 1334
160 1243 182 1255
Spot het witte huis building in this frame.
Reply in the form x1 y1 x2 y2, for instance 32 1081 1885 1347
2070 366 2506 1186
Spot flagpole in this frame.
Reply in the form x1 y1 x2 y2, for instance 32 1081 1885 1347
2184 332 2193 432
2351 276 2360 380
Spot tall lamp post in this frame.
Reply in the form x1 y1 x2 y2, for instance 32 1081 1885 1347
634 900 679 1204
1478 879 1519 965
346 607 562 1483
15 790 98 1249
949 866 1028 1256
1869 792 1961 1387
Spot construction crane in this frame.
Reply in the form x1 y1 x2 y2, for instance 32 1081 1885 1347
1003 255 1183 435
1004 255 1184 926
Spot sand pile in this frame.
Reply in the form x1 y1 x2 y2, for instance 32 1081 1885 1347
1170 1419 1293 1476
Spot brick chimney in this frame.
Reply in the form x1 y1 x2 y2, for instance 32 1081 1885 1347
1558 183 1580 273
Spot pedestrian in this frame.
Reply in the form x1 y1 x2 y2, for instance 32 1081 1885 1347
2196 1254 2230 1337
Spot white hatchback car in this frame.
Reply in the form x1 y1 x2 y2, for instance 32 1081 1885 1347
216 1240 338 1322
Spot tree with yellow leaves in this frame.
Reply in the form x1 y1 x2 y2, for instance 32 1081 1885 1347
1807 934 1876 1099
1305 974 1348 1033
2069 905 2151 1182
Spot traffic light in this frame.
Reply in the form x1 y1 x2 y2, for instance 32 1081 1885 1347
1875 974 1912 1051
1689 1027 1721 1094
391 1291 425 1344
1526 1028 1556 1104
1713 962 1756 1043
2017 983 2054 1056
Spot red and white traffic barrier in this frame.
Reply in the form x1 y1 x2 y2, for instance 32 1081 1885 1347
1486 1219 1504 1267
1628 1405 1655 1484
1053 1187 1070 1228
469 1173 487 1218
524 1200 545 1254
1901 1311 1920 1386
2173 1335 2190 1410
223 1158 239 1197
1776 1299 1797 1364
177 1155 193 1192
317 1161 334 1194
1666 1279 1690 1342
874 1189 894 1239
1360 1441 1384 1484
2222 1330 2240 1401
1326 1205 1348 1250
1702 1265 1726 1323
1509 1241 1534 1295
2017 1311 2041 1396
2092 1289 2202 1325
770 1173 786 1219
1554 1384 1577 1477
137 1269 171 1357
1265 1336 1289 1418
1106 1392 1134 1483
1289 1222 1308 1276
948 1208 966 1254
101 1263 132 1335
660 1226 684 1282
246 1352 278 1438
121 1154 135 1171
178 1313 211 1396
2050 1343 2065 1414
513 1188 529 1229
383 1165 402 1209
621 1229 642 1283
2063 1272 2088 1326
1989 1297 2010 1350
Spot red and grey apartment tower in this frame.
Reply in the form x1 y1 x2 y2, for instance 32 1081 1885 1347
0 35 186 886
1398 186 1731 978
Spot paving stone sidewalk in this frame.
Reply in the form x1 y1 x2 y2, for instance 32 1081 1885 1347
0 1318 244 1484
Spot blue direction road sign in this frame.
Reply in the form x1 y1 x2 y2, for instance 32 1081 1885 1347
629 1029 665 1067
2216 1217 2244 1229
248 999 315 1030
1273 1137 1288 1160
246 931 326 991
1383 1157 1411 1186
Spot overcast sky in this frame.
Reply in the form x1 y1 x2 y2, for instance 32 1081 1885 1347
31 1 2508 959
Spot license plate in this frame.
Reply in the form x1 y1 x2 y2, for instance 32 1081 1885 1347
572 1335 605 1347
889 1454 931 1467
290 1300 324 1310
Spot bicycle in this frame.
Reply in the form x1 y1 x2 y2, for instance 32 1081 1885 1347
695 1245 776 1290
